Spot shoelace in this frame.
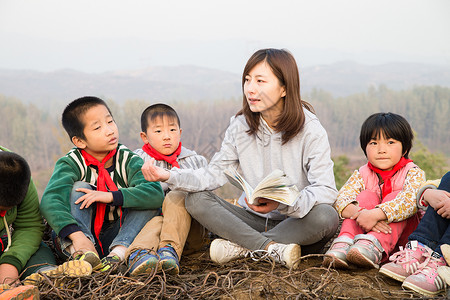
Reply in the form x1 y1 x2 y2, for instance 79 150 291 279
415 252 443 275
249 249 285 265
222 241 250 258
389 246 412 263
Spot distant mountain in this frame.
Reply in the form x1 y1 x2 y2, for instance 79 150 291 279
302 61 450 97
1 62 449 105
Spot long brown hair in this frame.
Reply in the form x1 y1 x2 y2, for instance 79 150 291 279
237 48 314 144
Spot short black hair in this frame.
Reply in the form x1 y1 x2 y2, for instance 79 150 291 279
140 103 180 132
62 96 113 140
0 151 31 207
360 112 414 158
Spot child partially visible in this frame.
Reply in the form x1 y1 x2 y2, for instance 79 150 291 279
40 96 164 271
324 112 425 269
126 103 208 276
380 172 450 296
0 147 55 297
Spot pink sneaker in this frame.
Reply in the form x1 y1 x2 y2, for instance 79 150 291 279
379 241 430 282
402 251 447 296
346 234 383 269
323 236 353 269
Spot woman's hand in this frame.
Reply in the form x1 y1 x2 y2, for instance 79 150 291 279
74 189 113 209
245 197 279 214
141 158 170 182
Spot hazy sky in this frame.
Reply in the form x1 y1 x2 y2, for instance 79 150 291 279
1 0 449 73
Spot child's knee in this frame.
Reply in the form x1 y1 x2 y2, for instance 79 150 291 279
356 190 380 208
162 191 187 210
70 181 93 204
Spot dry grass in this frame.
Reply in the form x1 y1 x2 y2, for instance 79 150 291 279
26 250 449 300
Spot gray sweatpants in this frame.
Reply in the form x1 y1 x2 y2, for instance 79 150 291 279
185 191 339 255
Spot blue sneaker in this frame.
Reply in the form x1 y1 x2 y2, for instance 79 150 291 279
128 249 158 276
158 245 180 275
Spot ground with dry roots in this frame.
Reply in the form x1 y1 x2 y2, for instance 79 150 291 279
28 248 449 300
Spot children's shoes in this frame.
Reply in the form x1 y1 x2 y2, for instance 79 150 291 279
0 284 39 300
379 240 430 282
346 234 383 269
128 249 159 276
323 235 353 269
402 251 447 296
157 245 180 275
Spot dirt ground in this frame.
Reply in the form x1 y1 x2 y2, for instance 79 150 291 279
33 247 449 300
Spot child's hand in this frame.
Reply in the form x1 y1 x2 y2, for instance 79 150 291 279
424 189 450 213
342 203 360 219
141 158 170 182
68 231 97 254
0 264 19 286
436 196 450 218
245 197 279 214
371 220 392 234
75 188 113 209
352 208 386 232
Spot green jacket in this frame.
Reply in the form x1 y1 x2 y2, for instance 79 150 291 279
0 146 45 272
40 144 164 236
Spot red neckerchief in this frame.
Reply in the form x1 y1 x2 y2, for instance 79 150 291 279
81 149 119 254
368 157 412 199
142 142 182 168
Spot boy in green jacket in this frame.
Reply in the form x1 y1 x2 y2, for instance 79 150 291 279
40 96 164 271
0 147 55 297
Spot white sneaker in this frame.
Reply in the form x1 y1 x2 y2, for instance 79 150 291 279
209 238 250 264
267 243 301 269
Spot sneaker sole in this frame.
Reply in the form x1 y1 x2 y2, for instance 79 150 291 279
59 260 93 277
346 248 379 269
159 259 180 275
283 244 301 270
441 244 450 265
323 255 349 269
379 266 407 282
1 285 39 300
437 266 450 286
402 280 443 296
130 258 158 276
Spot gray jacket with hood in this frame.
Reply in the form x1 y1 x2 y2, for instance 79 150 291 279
166 109 338 219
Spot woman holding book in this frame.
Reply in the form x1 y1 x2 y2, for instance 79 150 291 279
141 48 339 269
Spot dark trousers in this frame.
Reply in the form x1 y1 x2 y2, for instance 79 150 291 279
409 172 450 255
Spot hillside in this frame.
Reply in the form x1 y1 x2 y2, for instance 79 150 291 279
1 62 449 106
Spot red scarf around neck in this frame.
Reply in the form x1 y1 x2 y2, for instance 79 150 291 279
368 156 412 199
142 142 182 168
81 149 118 254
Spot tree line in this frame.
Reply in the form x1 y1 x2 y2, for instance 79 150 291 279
0 85 448 194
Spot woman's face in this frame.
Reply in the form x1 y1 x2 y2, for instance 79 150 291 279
243 61 286 124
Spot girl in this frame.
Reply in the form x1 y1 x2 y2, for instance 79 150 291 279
141 48 339 269
324 112 425 270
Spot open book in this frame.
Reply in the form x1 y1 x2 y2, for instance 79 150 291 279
223 168 299 206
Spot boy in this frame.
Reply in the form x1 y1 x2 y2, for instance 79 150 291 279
40 96 164 271
0 148 55 298
126 103 208 275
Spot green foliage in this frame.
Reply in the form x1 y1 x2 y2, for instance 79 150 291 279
410 140 449 180
332 155 353 190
